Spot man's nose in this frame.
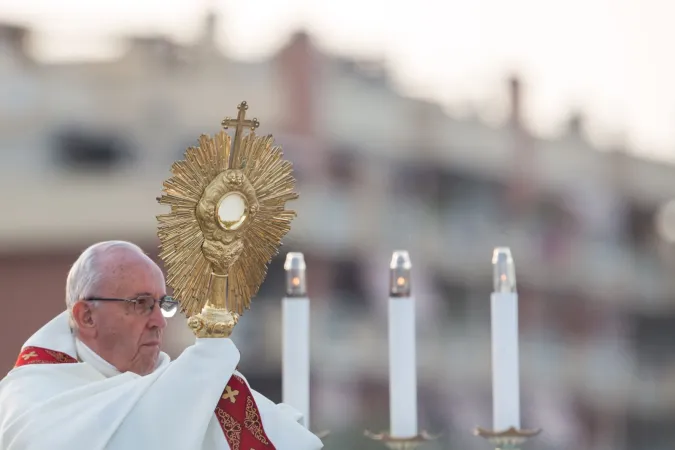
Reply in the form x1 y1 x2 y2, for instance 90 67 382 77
148 304 168 329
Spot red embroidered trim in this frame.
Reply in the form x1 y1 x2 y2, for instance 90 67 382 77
214 374 275 450
14 346 78 368
13 346 274 448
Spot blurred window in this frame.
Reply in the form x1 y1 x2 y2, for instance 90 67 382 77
256 254 286 298
330 258 367 309
54 128 132 171
392 162 442 204
626 202 657 248
431 273 470 322
326 146 358 185
631 313 675 369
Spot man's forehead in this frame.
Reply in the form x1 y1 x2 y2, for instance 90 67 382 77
101 247 149 265
97 257 165 293
98 249 162 275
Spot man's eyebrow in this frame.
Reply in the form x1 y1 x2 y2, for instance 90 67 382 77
132 292 154 298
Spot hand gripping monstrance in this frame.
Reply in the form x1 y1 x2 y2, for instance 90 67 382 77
156 102 298 338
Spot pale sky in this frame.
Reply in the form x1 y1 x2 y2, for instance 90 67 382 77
2 0 675 161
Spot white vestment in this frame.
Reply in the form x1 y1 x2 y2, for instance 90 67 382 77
0 311 323 450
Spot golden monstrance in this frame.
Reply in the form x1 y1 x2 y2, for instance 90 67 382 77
156 102 298 338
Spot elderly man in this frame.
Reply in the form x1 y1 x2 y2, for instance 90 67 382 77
0 241 322 450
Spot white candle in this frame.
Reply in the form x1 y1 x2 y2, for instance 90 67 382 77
490 247 520 431
388 250 418 438
282 252 311 429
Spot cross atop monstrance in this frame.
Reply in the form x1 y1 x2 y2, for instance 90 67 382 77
221 101 260 159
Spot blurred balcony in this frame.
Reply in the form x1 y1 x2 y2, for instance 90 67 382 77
4 171 670 308
237 297 654 411
289 182 672 310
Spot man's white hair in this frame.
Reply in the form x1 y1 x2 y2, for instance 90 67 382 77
65 240 145 328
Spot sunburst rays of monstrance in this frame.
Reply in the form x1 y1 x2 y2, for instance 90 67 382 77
156 102 298 338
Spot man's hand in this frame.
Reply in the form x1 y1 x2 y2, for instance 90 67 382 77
201 238 244 276
187 306 239 338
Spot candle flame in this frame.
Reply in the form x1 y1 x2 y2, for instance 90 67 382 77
292 276 301 287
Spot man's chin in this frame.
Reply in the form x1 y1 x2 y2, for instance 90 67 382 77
131 349 160 375
131 361 158 376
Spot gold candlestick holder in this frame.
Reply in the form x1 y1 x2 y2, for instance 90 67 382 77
364 430 439 450
474 426 541 450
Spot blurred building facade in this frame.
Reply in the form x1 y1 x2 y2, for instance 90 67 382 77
2 12 675 450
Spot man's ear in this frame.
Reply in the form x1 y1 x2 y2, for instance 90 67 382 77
71 301 96 331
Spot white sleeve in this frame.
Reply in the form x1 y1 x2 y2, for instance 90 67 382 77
107 339 240 450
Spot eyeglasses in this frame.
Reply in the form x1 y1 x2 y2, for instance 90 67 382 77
85 294 179 318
